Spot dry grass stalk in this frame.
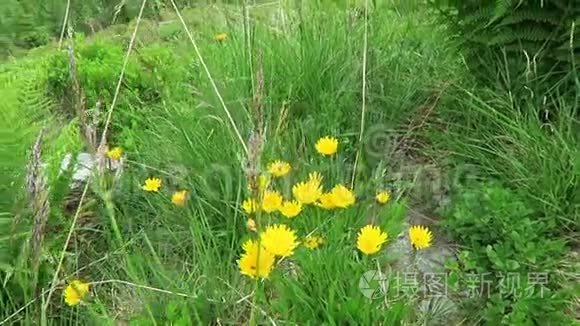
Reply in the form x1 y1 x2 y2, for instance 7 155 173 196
95 142 109 176
66 26 98 152
251 51 265 137
350 0 369 189
243 53 266 194
86 98 101 153
245 131 264 194
25 129 44 203
25 129 51 281
170 0 248 155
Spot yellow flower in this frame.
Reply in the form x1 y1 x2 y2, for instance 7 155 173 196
214 32 227 42
242 238 255 252
316 193 336 209
280 200 302 218
238 239 275 279
260 224 299 257
246 218 257 232
106 147 122 161
329 184 356 208
242 198 259 214
267 160 291 177
262 190 283 213
315 136 338 156
248 174 270 194
171 190 187 206
292 180 323 204
409 225 433 250
142 177 162 192
63 280 90 306
376 191 390 204
308 171 323 185
258 174 270 193
304 235 324 249
356 225 388 255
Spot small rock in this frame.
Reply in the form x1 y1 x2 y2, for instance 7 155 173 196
60 152 122 188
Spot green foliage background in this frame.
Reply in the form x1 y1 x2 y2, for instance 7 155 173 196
0 0 577 324
432 0 579 108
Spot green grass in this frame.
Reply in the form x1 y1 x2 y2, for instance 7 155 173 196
0 1 577 325
421 60 578 324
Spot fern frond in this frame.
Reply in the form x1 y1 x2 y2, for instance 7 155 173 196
497 9 563 26
0 60 55 212
488 0 515 26
489 25 556 45
18 73 55 122
502 41 549 56
462 6 495 26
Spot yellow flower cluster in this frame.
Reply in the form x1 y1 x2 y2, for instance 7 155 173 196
355 224 433 255
234 135 435 281
65 135 437 306
242 169 355 218
238 224 298 278
236 137 341 278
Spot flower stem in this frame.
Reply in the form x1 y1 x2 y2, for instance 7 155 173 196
410 248 426 301
249 180 264 326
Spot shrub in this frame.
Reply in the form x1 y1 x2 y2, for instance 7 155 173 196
0 0 165 56
444 182 570 324
45 35 186 148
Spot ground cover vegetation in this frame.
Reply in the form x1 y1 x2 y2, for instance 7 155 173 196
0 0 578 324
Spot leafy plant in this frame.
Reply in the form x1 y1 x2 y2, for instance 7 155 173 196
444 182 570 324
0 0 165 57
432 0 579 62
45 35 187 148
431 0 579 101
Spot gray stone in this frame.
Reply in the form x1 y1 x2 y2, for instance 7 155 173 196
59 152 122 187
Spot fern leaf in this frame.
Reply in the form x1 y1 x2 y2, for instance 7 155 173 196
463 6 495 26
489 26 555 45
488 0 514 26
497 9 563 26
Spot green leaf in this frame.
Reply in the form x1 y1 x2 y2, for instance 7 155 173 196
505 260 521 271
487 0 513 27
486 245 504 270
